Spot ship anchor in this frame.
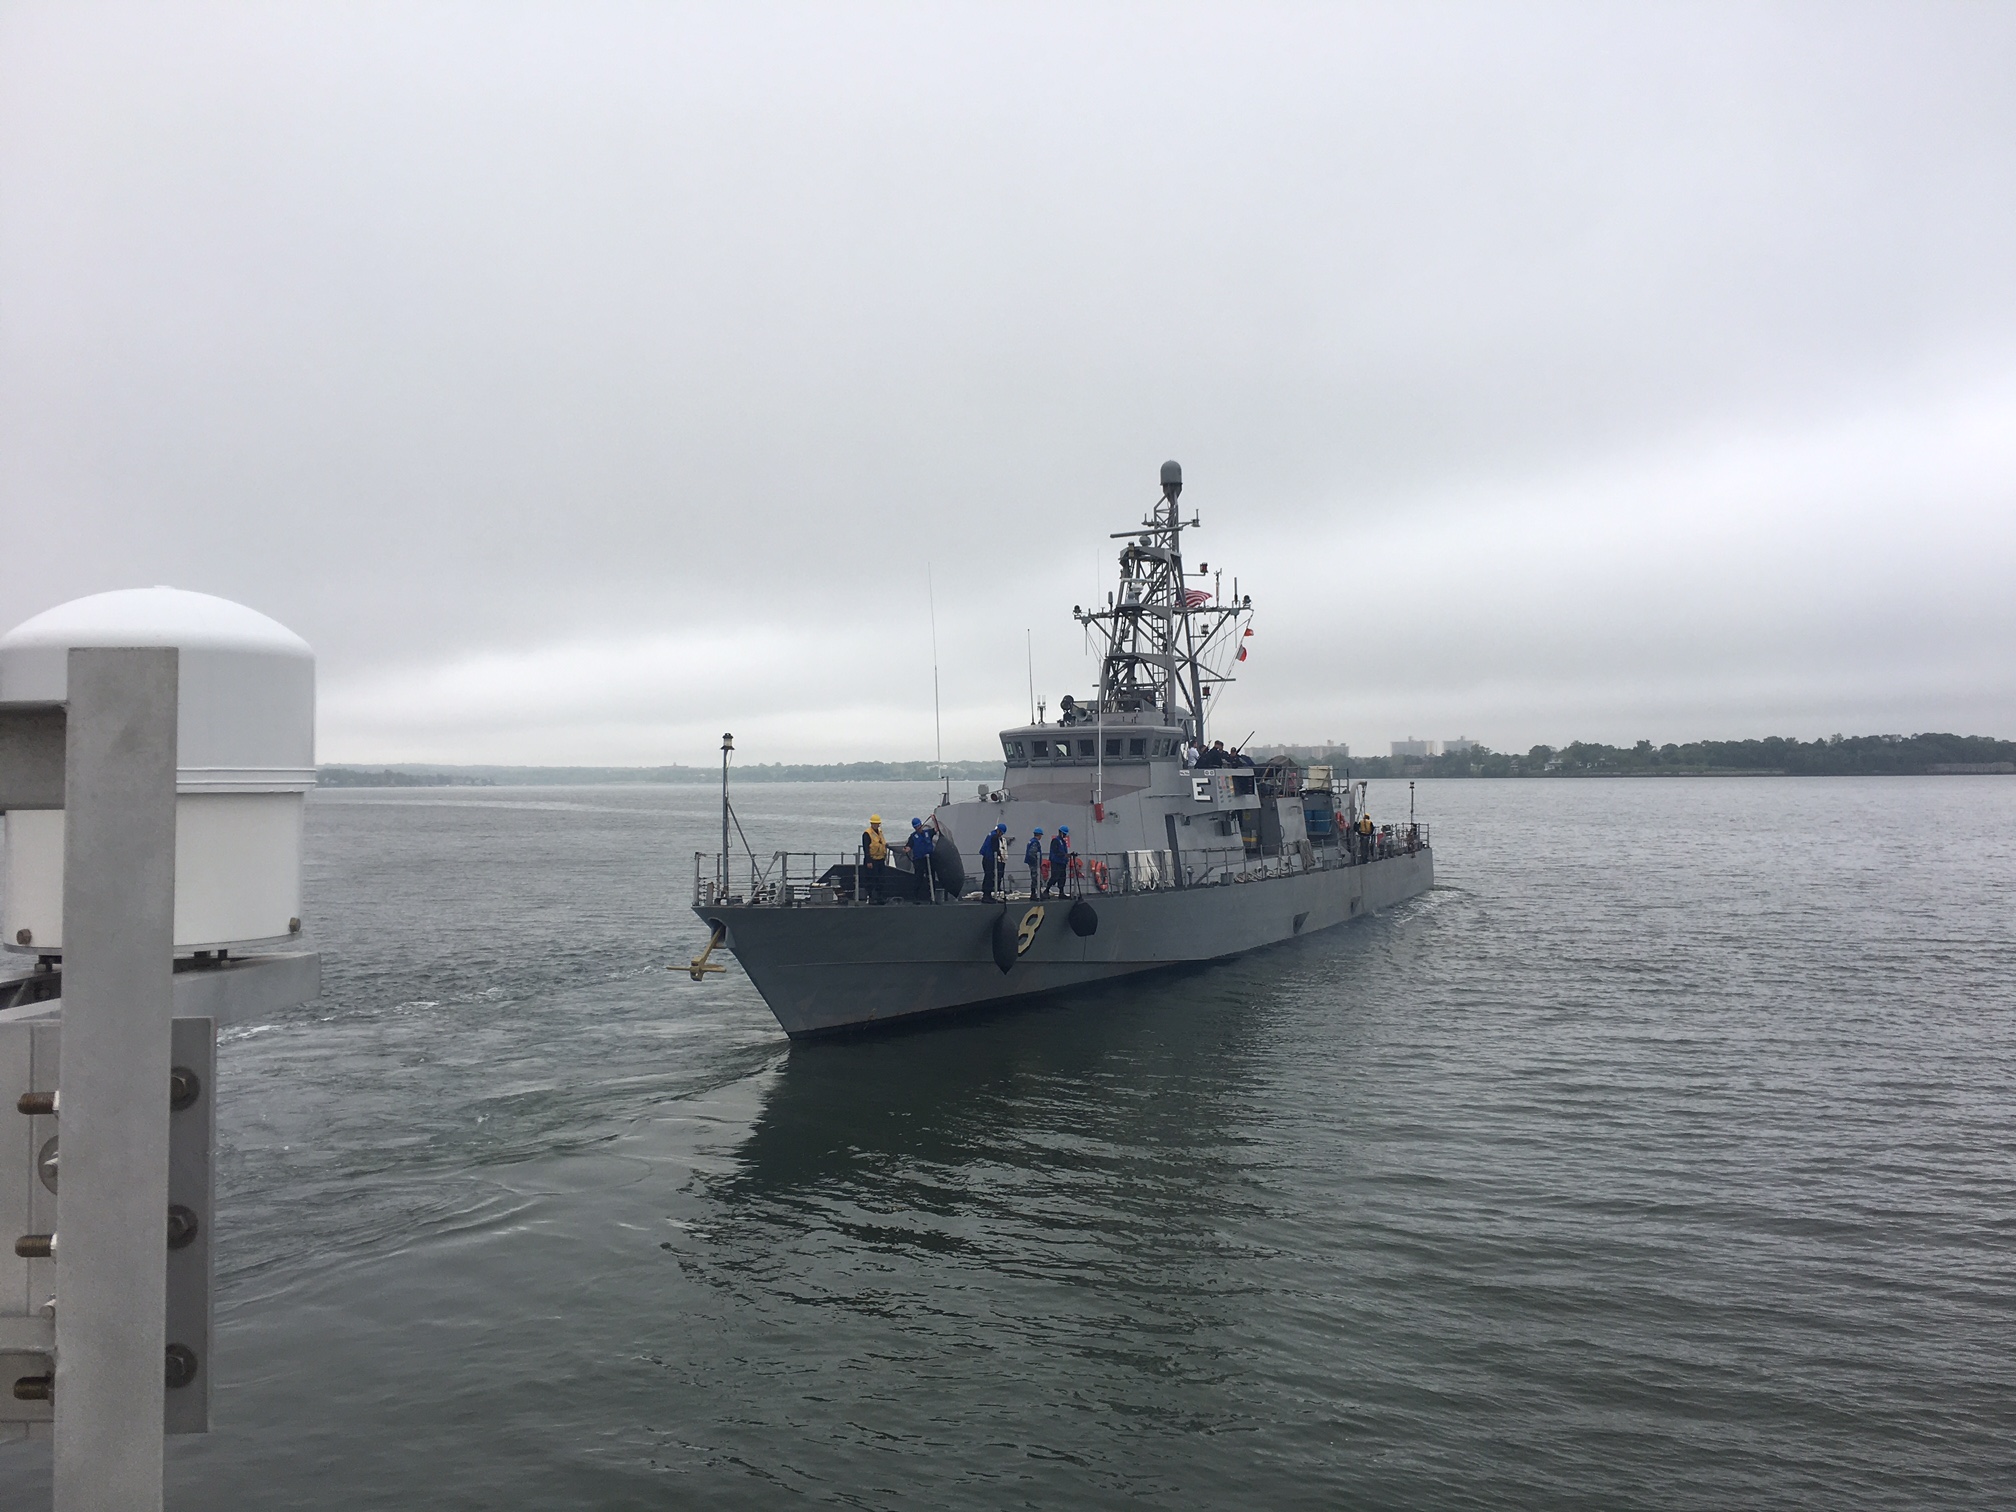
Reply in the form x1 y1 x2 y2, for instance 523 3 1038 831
681 923 728 980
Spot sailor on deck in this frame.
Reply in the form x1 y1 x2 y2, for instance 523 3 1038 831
1046 827 1071 897
979 823 1007 901
861 815 890 899
906 817 936 902
1025 828 1045 899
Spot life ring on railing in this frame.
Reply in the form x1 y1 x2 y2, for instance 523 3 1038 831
1068 855 1085 880
1086 858 1109 892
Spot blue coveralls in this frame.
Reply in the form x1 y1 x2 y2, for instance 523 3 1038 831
906 827 936 902
1046 834 1070 897
979 830 1003 900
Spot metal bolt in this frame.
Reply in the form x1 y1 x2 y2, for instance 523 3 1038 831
16 1090 56 1116
163 1345 198 1390
166 1205 199 1251
169 1066 200 1112
12 1374 52 1402
14 1234 53 1259
288 916 301 932
13 929 29 946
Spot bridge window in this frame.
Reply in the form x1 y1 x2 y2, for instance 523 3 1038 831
1105 738 1121 757
1077 740 1096 758
1129 738 1146 756
1031 739 1049 758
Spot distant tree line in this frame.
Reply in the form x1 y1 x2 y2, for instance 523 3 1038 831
318 736 2015 787
317 767 496 788
1317 733 2016 780
315 760 1001 787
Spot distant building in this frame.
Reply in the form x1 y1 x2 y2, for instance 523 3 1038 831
1443 736 1478 755
1259 742 1350 762
1390 738 1433 758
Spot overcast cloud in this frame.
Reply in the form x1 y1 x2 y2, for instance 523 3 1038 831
3 1 2011 763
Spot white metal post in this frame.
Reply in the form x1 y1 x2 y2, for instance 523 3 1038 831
53 648 178 1512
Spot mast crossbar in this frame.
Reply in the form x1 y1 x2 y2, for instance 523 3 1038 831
1072 481 1252 746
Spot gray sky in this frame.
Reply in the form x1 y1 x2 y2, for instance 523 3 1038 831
4 2 2011 763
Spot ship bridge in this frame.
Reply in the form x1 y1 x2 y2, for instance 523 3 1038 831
997 714 1186 803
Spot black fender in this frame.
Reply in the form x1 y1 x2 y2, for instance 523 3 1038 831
1068 899 1098 937
990 906 1017 974
932 843 966 897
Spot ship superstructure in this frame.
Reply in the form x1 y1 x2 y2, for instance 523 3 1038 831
691 462 1434 1037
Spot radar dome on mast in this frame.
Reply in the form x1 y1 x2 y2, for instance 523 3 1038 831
1160 460 1183 500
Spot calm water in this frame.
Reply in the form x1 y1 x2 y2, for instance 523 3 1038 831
5 776 2014 1508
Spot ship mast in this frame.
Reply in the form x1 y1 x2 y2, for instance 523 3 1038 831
1073 460 1253 746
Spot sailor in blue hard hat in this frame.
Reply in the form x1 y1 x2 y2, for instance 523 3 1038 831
1045 825 1072 898
978 821 1009 902
1024 827 1045 899
905 816 936 902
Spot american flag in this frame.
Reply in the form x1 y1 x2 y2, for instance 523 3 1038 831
1183 588 1212 608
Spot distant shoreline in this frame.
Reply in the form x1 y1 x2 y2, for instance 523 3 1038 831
315 760 1006 788
318 734 2015 787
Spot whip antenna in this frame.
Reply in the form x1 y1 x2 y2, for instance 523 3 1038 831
929 564 946 806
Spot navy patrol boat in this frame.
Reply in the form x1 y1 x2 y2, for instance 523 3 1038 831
689 461 1434 1036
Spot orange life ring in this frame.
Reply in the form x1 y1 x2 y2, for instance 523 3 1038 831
1087 858 1109 892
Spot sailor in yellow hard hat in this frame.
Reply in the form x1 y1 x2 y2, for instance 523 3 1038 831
861 815 890 900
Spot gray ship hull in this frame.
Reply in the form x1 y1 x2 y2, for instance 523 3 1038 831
697 847 1432 1037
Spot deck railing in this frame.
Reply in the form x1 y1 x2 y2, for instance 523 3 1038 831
690 824 1430 908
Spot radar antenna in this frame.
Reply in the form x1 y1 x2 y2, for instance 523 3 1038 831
1072 461 1254 745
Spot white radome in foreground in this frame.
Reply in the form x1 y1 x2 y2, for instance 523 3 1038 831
0 588 315 954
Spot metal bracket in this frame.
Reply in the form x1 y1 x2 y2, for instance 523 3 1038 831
164 1017 213 1435
0 1020 57 1428
0 950 322 1029
0 1017 214 1433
